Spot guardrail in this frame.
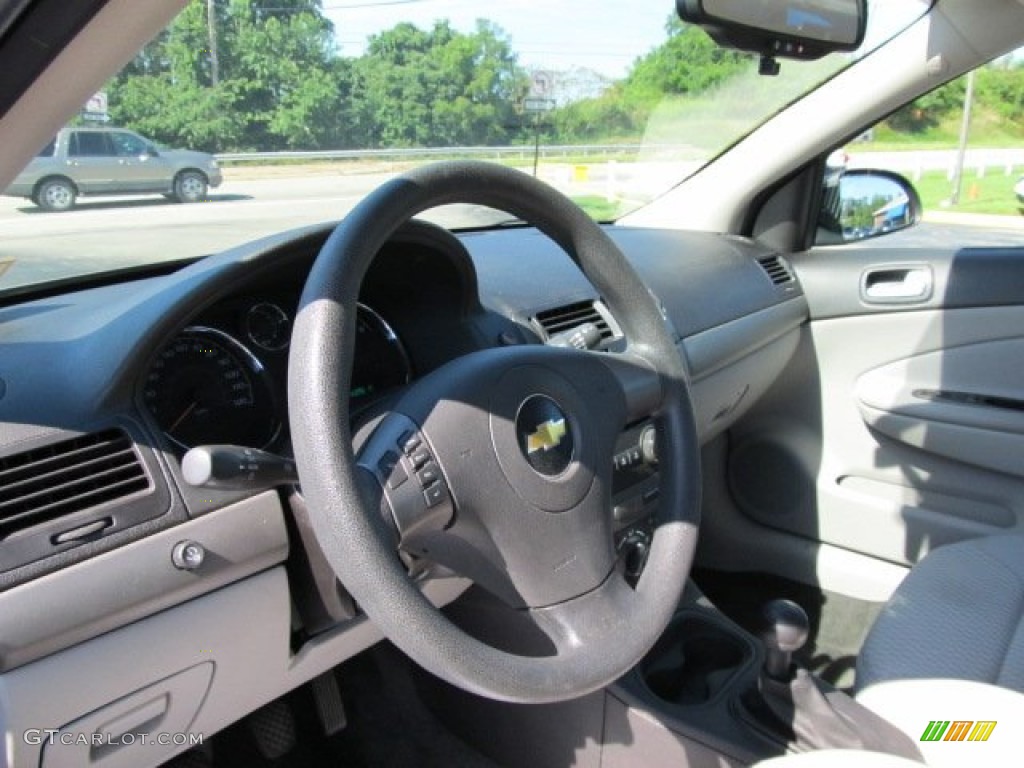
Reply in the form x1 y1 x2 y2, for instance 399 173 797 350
216 144 1024 181
214 144 661 163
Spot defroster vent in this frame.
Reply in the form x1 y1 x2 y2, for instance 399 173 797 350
0 429 150 540
757 255 795 286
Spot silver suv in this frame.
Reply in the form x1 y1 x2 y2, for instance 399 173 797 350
3 126 223 212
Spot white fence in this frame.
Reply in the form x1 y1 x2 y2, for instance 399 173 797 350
848 148 1024 180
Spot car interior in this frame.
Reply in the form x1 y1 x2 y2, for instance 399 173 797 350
0 0 1023 767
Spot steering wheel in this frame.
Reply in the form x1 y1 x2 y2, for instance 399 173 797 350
288 161 700 703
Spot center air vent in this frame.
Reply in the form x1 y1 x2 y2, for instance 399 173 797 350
757 255 795 286
532 299 619 346
0 429 150 540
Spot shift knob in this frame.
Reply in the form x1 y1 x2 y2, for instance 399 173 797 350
759 599 809 681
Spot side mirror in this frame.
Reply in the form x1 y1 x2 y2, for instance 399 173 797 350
817 169 922 245
143 145 160 158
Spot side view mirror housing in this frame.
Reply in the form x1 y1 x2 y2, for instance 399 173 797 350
817 169 922 245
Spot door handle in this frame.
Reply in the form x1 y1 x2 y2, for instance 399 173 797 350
861 265 932 304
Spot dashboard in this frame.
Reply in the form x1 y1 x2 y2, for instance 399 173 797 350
0 216 807 767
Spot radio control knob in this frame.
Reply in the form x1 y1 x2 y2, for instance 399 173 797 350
639 426 658 466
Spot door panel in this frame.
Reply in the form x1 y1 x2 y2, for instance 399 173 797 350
722 241 1024 569
109 131 170 190
66 131 118 193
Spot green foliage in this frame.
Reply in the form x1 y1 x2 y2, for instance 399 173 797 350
626 17 748 100
885 66 1024 137
347 20 524 148
886 79 965 134
974 65 1024 122
552 85 647 142
107 0 341 151
549 17 753 143
103 3 1024 156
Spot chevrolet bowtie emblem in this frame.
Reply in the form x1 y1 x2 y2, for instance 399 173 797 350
526 418 567 454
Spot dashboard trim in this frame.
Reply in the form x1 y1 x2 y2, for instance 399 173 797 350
0 490 288 672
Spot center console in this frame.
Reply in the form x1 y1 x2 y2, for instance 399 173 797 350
610 420 660 580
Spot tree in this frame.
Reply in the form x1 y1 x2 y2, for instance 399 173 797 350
625 17 749 100
886 79 964 134
548 16 752 143
222 0 343 148
106 0 343 151
348 20 526 148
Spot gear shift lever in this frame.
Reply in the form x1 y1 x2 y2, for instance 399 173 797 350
759 599 809 681
740 598 922 760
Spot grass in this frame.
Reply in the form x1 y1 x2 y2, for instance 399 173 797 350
912 169 1022 216
856 105 1024 152
571 195 622 222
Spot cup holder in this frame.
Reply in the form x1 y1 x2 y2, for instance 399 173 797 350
640 613 752 706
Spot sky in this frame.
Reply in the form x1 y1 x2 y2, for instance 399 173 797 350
321 0 672 79
320 0 937 79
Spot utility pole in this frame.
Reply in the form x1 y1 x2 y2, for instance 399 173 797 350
949 69 976 206
207 0 220 86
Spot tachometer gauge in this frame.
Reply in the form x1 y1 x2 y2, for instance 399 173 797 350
143 327 280 450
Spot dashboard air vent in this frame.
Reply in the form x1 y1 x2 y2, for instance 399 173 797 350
533 300 615 344
757 255 795 286
0 429 150 538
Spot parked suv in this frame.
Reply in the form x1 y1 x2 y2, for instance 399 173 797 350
2 126 222 211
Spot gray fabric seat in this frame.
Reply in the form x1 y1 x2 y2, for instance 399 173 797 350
857 535 1024 693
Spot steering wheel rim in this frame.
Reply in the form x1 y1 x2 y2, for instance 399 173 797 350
288 161 701 703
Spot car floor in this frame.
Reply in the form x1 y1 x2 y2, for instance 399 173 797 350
693 568 884 691
161 571 880 767
164 643 499 768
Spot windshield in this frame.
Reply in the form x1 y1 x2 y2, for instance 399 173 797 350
0 0 926 293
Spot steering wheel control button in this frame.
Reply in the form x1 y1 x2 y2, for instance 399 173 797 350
408 446 432 470
378 451 407 489
516 395 574 477
639 426 658 465
417 462 440 487
398 430 421 455
423 482 448 508
171 540 206 571
357 415 455 546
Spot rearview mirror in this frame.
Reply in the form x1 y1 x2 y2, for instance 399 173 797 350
677 0 866 61
818 169 922 245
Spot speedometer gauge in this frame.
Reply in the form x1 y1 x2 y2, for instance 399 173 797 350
143 327 280 450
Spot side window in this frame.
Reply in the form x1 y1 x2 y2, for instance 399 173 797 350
37 139 56 157
817 59 1024 246
110 132 148 157
69 132 114 157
